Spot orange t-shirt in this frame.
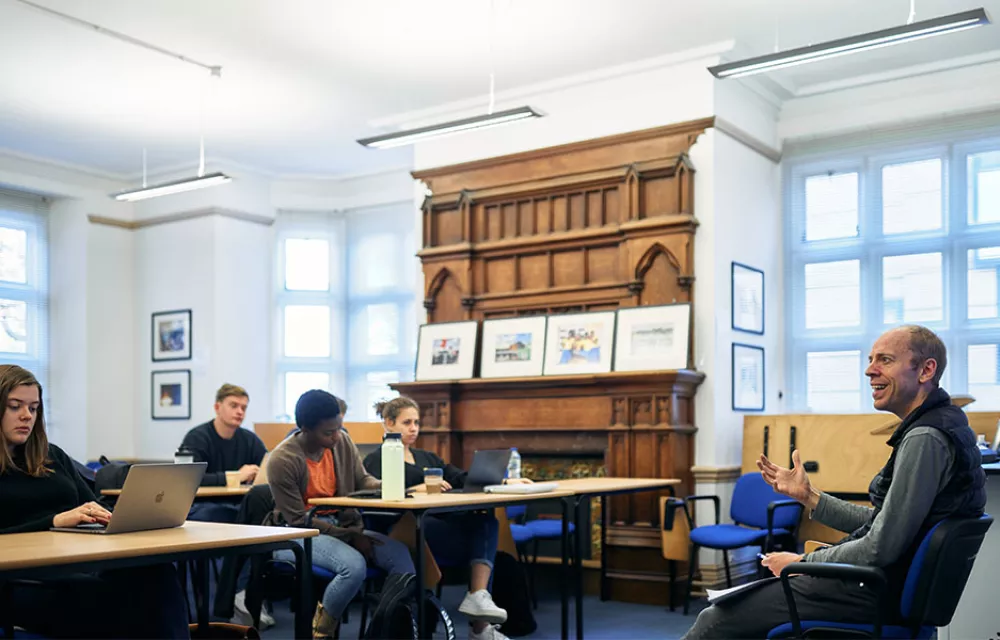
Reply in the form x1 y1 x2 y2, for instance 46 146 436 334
304 448 337 500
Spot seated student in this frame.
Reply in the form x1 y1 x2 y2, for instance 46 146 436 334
285 397 348 439
180 383 267 522
364 396 531 640
683 325 987 639
0 364 189 639
267 389 415 639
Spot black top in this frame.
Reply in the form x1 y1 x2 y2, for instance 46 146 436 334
363 446 468 489
0 443 97 534
180 421 267 486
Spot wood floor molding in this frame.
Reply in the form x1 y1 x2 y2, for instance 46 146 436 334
88 207 274 230
691 465 742 484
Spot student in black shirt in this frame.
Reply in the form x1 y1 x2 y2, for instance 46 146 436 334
364 397 532 640
180 383 267 523
0 364 188 638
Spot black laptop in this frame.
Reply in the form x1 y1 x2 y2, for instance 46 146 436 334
451 449 512 493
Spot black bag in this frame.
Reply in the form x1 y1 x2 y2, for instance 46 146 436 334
363 573 455 640
94 456 132 493
491 551 537 637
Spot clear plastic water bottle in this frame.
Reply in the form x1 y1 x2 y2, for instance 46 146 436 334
507 447 521 480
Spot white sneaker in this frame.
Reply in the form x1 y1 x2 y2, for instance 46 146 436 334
458 590 507 624
469 624 510 640
231 590 276 630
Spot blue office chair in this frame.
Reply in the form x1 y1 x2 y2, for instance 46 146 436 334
766 514 993 639
684 473 803 614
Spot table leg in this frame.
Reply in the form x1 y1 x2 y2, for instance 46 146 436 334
560 497 570 640
416 510 427 639
197 558 210 634
600 495 608 602
574 497 584 640
293 539 314 640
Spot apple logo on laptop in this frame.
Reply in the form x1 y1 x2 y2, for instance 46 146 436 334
155 491 165 503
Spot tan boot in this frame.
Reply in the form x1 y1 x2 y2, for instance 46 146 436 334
312 604 340 639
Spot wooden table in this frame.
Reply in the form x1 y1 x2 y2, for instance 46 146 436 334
0 522 317 639
101 486 251 498
311 477 679 640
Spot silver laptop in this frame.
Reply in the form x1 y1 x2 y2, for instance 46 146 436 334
52 462 206 534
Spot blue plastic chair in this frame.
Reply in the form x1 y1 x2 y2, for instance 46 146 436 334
684 473 803 614
766 514 993 639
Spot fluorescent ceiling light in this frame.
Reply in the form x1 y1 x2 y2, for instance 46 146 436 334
112 172 232 202
358 106 543 149
708 8 991 79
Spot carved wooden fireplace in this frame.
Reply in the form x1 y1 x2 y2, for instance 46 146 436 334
392 118 710 603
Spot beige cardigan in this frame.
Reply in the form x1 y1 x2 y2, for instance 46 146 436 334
266 430 380 538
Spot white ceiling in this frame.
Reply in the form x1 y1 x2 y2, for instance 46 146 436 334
0 0 998 179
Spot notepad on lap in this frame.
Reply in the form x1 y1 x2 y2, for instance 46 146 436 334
706 576 780 605
484 482 558 494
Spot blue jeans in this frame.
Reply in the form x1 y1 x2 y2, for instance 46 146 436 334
276 528 414 619
424 512 499 571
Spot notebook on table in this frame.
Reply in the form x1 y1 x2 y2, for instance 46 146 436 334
484 482 559 495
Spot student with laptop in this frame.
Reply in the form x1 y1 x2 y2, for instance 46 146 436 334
364 396 532 640
180 383 267 522
266 389 415 639
0 364 189 638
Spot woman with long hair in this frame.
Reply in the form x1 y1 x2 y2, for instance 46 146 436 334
0 364 189 638
364 396 532 640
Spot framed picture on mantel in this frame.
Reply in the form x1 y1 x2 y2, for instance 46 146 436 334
542 311 616 376
480 316 547 379
613 303 691 372
415 321 479 381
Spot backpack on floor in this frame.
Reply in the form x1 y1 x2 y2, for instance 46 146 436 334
491 551 537 637
363 573 455 640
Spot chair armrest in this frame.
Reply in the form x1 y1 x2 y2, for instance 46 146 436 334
765 500 803 550
804 540 831 554
662 497 686 531
779 562 887 638
684 495 720 526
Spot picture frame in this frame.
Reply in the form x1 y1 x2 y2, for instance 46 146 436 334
479 316 548 378
152 369 191 420
415 321 479 381
732 262 764 335
542 311 616 376
152 309 192 361
732 343 765 412
613 303 691 372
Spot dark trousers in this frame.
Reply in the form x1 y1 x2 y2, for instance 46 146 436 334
6 564 189 639
682 576 880 640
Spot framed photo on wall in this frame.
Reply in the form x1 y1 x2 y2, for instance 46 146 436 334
732 343 765 412
542 311 616 376
732 262 764 335
415 321 479 381
152 369 191 420
480 316 548 378
152 309 192 361
613 303 691 372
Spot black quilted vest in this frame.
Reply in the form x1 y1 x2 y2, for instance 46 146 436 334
844 388 986 616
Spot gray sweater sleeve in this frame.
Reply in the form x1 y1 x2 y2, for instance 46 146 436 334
804 427 954 567
811 493 873 534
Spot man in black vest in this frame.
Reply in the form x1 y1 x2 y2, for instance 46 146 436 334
682 325 986 639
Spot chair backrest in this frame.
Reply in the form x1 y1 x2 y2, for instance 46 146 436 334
506 505 527 521
730 473 800 530
899 514 993 627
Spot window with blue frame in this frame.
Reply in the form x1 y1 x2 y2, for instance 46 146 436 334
786 133 1000 412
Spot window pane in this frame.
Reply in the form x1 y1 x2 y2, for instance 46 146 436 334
968 344 1000 410
968 247 1000 319
0 299 27 354
969 150 1000 225
804 173 858 241
365 371 400 420
807 351 861 412
352 234 398 293
882 159 942 234
0 227 27 284
882 253 942 323
367 303 399 356
285 238 330 291
284 305 331 357
804 260 860 329
284 372 331 417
